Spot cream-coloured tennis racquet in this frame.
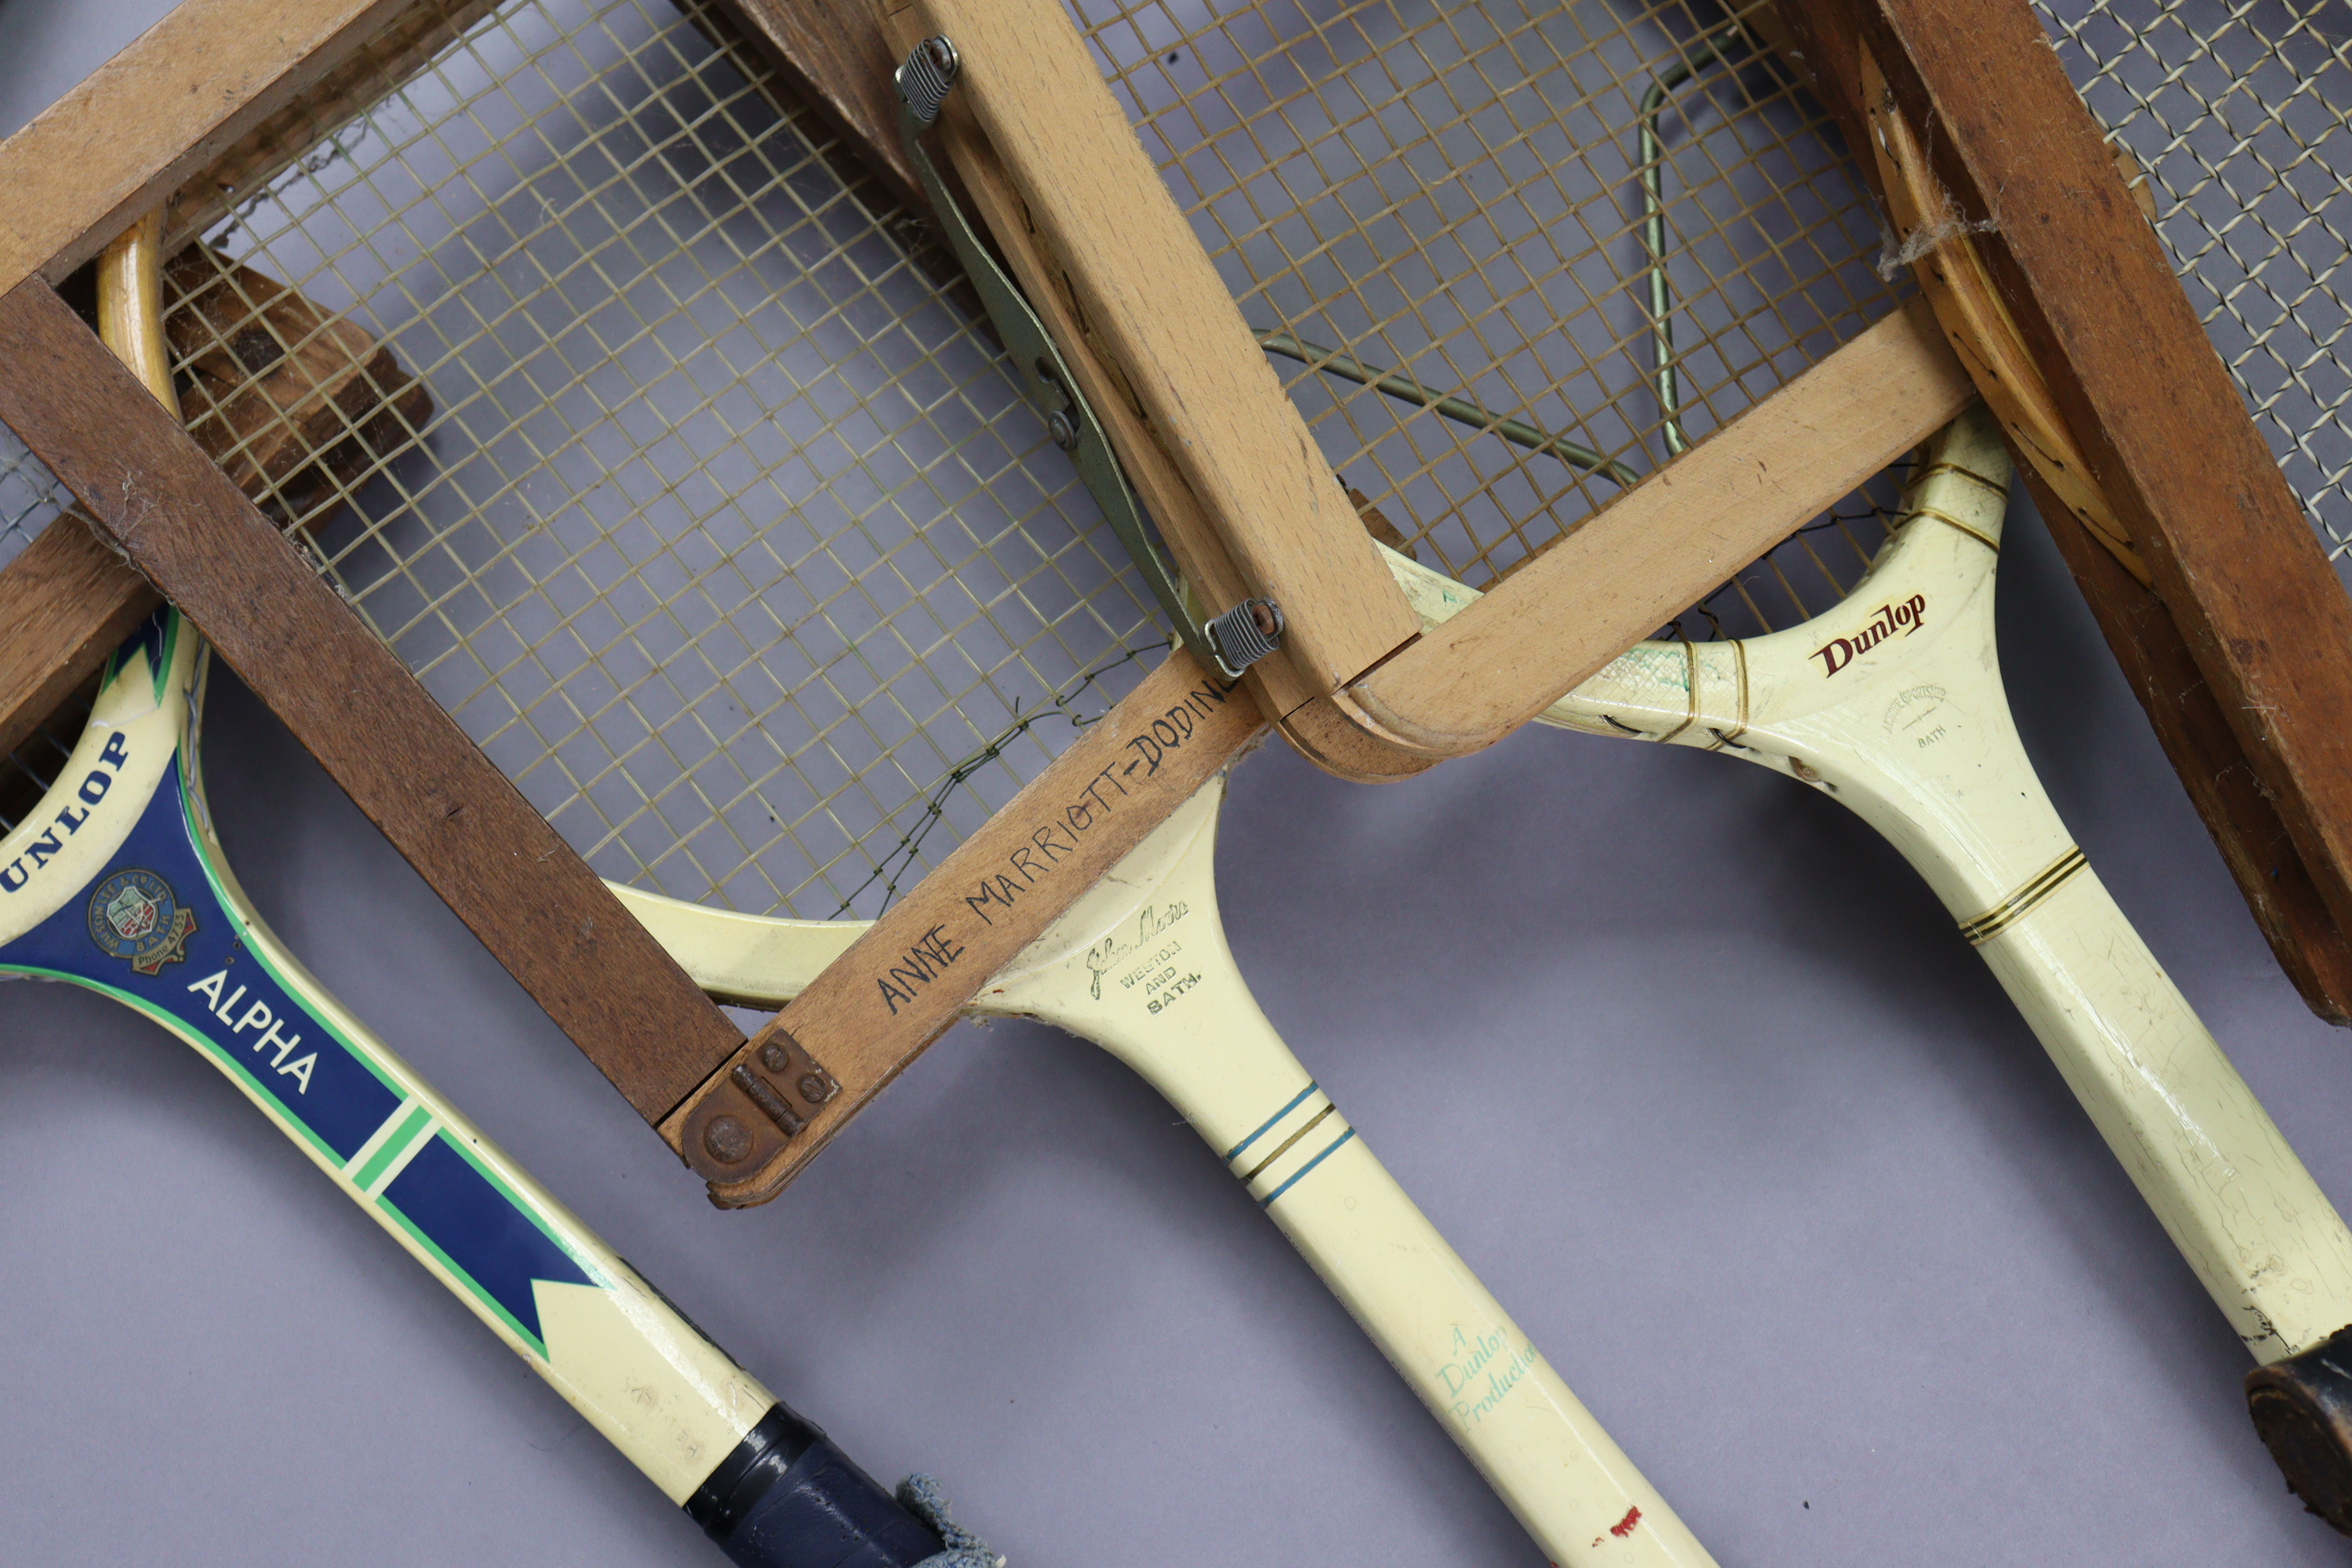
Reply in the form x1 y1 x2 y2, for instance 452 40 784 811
0 0 1720 1557
625 775 1707 1566
1043 0 2352 1409
634 404 2352 1520
1398 405 2352 1365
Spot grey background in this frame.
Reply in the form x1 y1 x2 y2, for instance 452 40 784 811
5 2 2352 1564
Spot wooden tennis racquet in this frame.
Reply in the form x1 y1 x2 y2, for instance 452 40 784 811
1404 406 2352 1393
550 0 2352 1473
1777 0 2352 1025
0 616 956 1566
0 0 2230 1542
1 0 2336 1551
626 777 1711 1564
0 0 1980 1205
1027 0 2352 1516
0 1 1723 1558
635 399 2352 1537
1756 0 2352 1520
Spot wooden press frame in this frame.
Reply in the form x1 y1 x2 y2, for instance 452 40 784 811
859 0 1972 774
0 0 752 1129
0 0 1979 1208
824 0 2352 1015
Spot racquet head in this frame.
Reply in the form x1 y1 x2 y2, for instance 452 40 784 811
0 0 1263 1195
1061 0 1912 586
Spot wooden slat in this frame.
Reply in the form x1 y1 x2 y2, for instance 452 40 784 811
0 520 160 762
878 0 1423 710
2018 466 2352 1021
930 100 1291 702
0 275 745 1121
664 651 1267 1205
710 0 922 212
1781 0 2352 1017
160 0 499 255
0 0 415 295
1347 300 1975 753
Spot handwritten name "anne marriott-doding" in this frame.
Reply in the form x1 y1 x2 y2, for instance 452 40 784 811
963 681 1235 928
867 677 1238 1019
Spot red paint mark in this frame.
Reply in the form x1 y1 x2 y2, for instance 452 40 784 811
1610 1506 1643 1539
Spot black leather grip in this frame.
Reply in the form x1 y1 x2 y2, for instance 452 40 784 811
2247 1324 2352 1536
685 1404 944 1567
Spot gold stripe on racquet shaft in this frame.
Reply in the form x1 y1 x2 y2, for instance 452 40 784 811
1958 847 2090 946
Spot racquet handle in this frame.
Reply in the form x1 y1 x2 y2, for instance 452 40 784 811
984 783 1718 1566
1262 1124 1713 1566
688 1405 944 1566
2247 1325 2352 1533
1969 865 2352 1355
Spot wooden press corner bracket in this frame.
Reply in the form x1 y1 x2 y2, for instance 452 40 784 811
660 651 1268 1206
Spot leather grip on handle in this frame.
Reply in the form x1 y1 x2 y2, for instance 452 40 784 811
2246 1325 2352 1536
687 1404 943 1566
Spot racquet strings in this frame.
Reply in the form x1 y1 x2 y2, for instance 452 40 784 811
1071 0 1909 588
0 0 1170 928
0 428 58 573
0 0 1918 862
2030 0 2349 582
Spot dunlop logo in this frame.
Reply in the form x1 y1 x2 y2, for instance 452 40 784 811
1811 594 1927 677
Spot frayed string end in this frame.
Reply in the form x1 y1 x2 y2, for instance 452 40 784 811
899 1473 1007 1568
1875 197 2000 281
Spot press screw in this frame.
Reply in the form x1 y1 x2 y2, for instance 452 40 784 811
760 1040 791 1073
1047 409 1078 450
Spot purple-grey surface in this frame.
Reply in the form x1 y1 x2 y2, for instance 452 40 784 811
4 1 2352 1563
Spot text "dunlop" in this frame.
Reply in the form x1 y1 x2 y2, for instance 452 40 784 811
1811 594 1927 677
